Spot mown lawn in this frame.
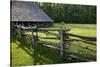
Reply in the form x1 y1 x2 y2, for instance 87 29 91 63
52 23 96 36
11 23 96 67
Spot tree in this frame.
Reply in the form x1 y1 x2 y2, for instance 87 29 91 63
36 2 96 24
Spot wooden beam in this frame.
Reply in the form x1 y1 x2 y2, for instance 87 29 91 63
65 38 96 45
66 33 96 41
41 44 96 61
38 40 59 45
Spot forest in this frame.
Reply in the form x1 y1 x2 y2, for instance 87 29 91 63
36 2 96 24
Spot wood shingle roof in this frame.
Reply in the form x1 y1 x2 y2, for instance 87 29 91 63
11 1 54 22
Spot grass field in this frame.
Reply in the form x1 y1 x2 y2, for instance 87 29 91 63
11 23 96 66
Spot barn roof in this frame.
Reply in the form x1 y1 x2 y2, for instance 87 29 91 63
11 1 54 22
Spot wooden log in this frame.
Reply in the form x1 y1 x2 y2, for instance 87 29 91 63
38 31 59 37
66 50 96 61
68 54 93 62
37 28 62 31
59 29 68 61
70 43 96 51
14 25 70 31
46 31 59 35
41 44 96 61
39 37 57 39
15 25 36 30
38 40 59 45
82 40 96 45
35 24 38 40
31 25 36 48
60 30 64 57
65 38 96 45
66 33 96 41
18 24 21 39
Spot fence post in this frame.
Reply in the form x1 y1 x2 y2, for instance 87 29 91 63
31 25 35 48
11 22 15 40
19 24 21 40
35 24 38 41
60 28 66 62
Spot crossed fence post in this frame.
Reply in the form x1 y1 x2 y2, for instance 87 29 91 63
31 24 39 48
59 26 70 62
31 25 35 48
59 28 66 59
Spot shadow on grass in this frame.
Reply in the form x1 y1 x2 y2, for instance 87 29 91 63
12 35 85 65
17 38 62 65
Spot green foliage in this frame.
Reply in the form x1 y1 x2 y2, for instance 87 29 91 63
36 3 96 24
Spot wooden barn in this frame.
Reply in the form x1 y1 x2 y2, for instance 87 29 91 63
11 1 54 27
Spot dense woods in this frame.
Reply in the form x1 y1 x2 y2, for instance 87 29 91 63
36 3 96 24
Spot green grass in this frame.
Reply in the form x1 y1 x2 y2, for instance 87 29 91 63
11 41 34 66
11 39 64 66
53 23 96 36
11 23 96 66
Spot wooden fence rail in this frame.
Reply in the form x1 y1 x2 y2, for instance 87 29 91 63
65 38 96 45
66 33 96 41
13 25 96 61
41 43 96 61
